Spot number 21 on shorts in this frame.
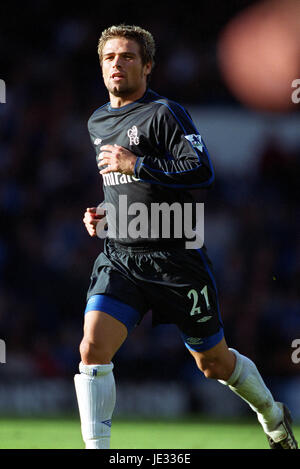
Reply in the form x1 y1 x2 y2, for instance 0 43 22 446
187 286 212 323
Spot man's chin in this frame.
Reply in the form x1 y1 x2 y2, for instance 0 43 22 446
109 86 133 97
111 88 124 97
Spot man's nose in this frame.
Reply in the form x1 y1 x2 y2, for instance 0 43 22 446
112 55 122 67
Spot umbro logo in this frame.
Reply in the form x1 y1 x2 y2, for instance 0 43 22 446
94 138 102 145
186 337 203 345
101 419 112 428
196 315 212 323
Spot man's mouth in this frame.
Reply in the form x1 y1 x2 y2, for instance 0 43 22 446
111 73 125 81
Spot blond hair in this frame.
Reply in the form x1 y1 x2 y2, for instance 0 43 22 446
98 24 156 69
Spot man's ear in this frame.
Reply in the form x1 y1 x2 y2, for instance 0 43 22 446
144 61 152 77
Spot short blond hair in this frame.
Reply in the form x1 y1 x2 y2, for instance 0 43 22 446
98 24 156 68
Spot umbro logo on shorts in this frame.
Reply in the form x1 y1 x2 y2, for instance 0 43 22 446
196 315 212 323
186 337 203 345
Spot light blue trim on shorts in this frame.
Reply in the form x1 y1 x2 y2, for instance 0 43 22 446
84 294 141 333
181 327 224 352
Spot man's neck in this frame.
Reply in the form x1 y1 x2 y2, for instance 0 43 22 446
109 87 147 108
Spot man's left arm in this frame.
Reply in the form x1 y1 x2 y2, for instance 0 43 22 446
133 103 215 188
98 102 215 189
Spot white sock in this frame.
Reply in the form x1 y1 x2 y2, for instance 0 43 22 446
74 362 116 449
218 348 283 433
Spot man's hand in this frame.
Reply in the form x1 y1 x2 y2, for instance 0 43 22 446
83 207 106 237
98 144 137 175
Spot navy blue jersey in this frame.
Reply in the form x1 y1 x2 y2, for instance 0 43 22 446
88 88 215 248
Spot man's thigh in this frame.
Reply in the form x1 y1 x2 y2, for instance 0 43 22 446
146 248 223 335
86 247 149 328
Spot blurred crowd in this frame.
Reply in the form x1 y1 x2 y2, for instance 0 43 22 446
0 1 299 386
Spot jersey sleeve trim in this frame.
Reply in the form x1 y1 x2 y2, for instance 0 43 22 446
133 177 214 189
139 162 203 175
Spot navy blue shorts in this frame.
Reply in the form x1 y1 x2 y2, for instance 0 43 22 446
85 239 224 352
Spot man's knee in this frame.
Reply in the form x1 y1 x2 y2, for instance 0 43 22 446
191 345 236 380
195 356 225 379
79 338 112 365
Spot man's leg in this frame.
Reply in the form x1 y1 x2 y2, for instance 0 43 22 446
189 337 282 430
74 310 128 449
188 337 297 448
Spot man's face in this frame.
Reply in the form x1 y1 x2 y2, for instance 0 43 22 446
101 37 152 99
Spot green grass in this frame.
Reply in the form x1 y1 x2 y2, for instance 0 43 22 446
0 416 299 449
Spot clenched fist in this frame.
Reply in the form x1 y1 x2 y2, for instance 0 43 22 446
83 207 106 237
98 144 137 175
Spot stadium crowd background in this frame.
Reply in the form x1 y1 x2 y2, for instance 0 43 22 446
0 1 299 417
